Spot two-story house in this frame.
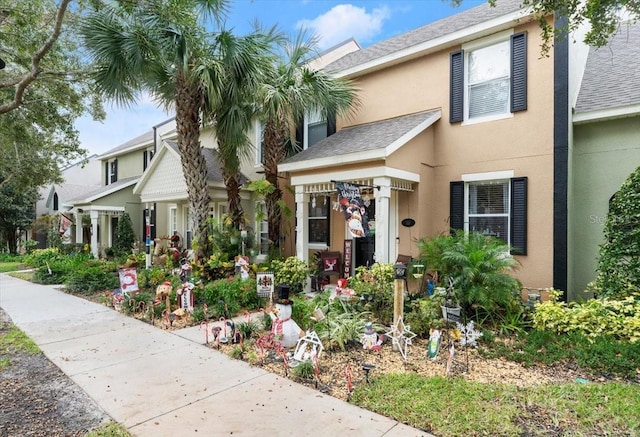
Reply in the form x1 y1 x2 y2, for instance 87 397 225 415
279 0 585 293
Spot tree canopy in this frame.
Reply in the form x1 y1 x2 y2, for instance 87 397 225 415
0 0 103 189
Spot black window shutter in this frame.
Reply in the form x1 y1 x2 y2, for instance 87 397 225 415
150 206 157 239
104 162 109 185
326 112 336 136
295 117 304 148
510 177 527 255
143 151 148 171
113 159 118 182
142 209 148 240
510 32 527 113
450 50 464 123
450 181 464 234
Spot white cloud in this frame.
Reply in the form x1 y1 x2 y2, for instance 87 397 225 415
296 4 391 49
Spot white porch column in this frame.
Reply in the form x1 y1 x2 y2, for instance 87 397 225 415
75 212 82 245
374 177 391 264
90 210 99 258
295 186 310 261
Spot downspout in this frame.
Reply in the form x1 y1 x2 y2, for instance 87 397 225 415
553 13 569 300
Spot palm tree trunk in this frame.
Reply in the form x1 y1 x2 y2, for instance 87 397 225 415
175 71 211 261
262 116 288 249
222 168 244 228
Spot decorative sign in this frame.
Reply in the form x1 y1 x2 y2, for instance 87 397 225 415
256 271 274 299
343 239 353 277
59 213 72 243
336 181 370 238
291 331 324 365
118 268 139 296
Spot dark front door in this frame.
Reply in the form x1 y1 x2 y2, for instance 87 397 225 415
355 236 375 268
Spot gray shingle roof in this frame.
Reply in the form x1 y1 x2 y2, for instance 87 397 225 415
324 0 525 74
99 130 154 158
575 21 640 114
67 177 140 203
165 141 247 184
283 110 440 164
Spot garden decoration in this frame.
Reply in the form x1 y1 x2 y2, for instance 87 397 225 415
200 321 210 344
335 278 356 301
456 321 483 347
218 317 229 343
446 338 455 376
441 277 462 323
118 267 139 296
361 322 383 351
177 281 195 312
344 365 354 401
178 258 191 283
385 316 416 361
362 364 375 383
290 331 323 366
426 328 442 360
269 285 303 348
155 281 172 309
112 288 124 312
392 262 408 351
256 271 274 299
234 255 250 280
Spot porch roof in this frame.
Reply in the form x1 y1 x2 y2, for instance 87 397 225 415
279 109 440 173
65 177 139 205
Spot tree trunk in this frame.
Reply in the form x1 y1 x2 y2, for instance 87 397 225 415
175 71 211 261
262 115 288 250
222 168 244 229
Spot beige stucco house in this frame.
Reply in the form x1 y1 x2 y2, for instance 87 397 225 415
279 0 589 293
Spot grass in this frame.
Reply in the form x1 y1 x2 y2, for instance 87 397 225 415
7 271 34 281
85 422 132 437
351 374 640 436
0 261 23 273
0 323 40 371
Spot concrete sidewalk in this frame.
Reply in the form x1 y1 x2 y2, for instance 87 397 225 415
0 274 431 437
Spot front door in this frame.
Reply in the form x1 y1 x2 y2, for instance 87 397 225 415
354 199 375 268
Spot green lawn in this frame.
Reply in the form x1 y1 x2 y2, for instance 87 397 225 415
352 374 640 436
0 262 24 273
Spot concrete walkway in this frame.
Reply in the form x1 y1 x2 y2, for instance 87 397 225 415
0 274 431 437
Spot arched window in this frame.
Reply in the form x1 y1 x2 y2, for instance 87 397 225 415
53 193 59 211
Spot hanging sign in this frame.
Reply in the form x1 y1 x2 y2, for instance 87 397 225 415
256 271 274 299
335 181 370 238
343 239 353 277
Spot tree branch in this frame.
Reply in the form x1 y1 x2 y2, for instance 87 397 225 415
0 0 72 115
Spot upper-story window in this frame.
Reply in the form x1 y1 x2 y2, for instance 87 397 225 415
143 148 154 171
105 159 118 185
254 121 265 166
304 109 336 149
450 31 527 124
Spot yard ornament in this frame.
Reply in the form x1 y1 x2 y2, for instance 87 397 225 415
269 285 303 348
361 322 383 351
426 328 442 360
235 255 250 280
385 316 416 360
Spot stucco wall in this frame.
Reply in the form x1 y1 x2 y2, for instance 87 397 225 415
338 20 555 288
569 115 640 300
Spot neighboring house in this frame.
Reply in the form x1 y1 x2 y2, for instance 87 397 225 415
66 118 174 257
34 155 102 247
569 21 640 300
279 0 589 293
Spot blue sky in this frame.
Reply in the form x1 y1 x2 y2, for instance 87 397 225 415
76 0 486 156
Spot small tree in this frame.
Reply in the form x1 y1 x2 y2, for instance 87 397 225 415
594 167 640 299
113 213 135 257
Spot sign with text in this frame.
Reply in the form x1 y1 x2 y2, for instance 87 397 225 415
336 181 370 238
256 272 274 299
343 239 353 277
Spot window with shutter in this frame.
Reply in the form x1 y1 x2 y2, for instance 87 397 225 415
450 31 527 124
449 176 527 254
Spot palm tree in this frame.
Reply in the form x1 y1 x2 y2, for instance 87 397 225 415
207 28 281 229
257 31 359 252
81 0 272 259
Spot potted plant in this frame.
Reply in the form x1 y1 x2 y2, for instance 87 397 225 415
440 277 462 322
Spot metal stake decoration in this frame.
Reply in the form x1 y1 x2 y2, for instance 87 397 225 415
456 320 483 347
384 316 416 361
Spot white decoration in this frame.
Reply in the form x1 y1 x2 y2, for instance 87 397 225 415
455 321 483 347
290 331 323 366
384 316 416 361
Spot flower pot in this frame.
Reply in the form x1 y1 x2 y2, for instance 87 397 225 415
441 305 461 323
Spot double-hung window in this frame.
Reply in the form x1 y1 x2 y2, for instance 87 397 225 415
255 202 269 256
143 148 154 171
450 174 527 255
304 109 336 149
105 159 118 185
450 31 527 123
309 195 330 246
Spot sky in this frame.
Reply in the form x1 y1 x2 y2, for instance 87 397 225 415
76 0 486 156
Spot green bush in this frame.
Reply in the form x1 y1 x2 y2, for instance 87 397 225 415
113 212 136 256
416 231 523 326
270 257 311 293
594 166 640 300
65 267 119 294
195 278 261 317
349 263 395 324
23 248 63 268
405 295 447 338
532 289 640 343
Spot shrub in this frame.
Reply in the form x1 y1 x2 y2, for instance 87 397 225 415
416 231 523 326
195 278 260 317
532 289 640 343
349 263 395 324
270 257 311 293
23 248 63 268
113 212 136 256
65 267 119 294
593 166 640 299
405 295 447 337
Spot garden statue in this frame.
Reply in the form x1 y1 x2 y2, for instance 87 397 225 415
426 328 442 360
335 278 356 300
234 255 250 280
155 281 172 308
361 322 383 351
269 285 303 348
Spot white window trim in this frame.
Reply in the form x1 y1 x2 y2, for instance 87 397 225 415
254 120 264 168
461 29 514 126
304 108 324 150
169 206 177 235
255 201 269 258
